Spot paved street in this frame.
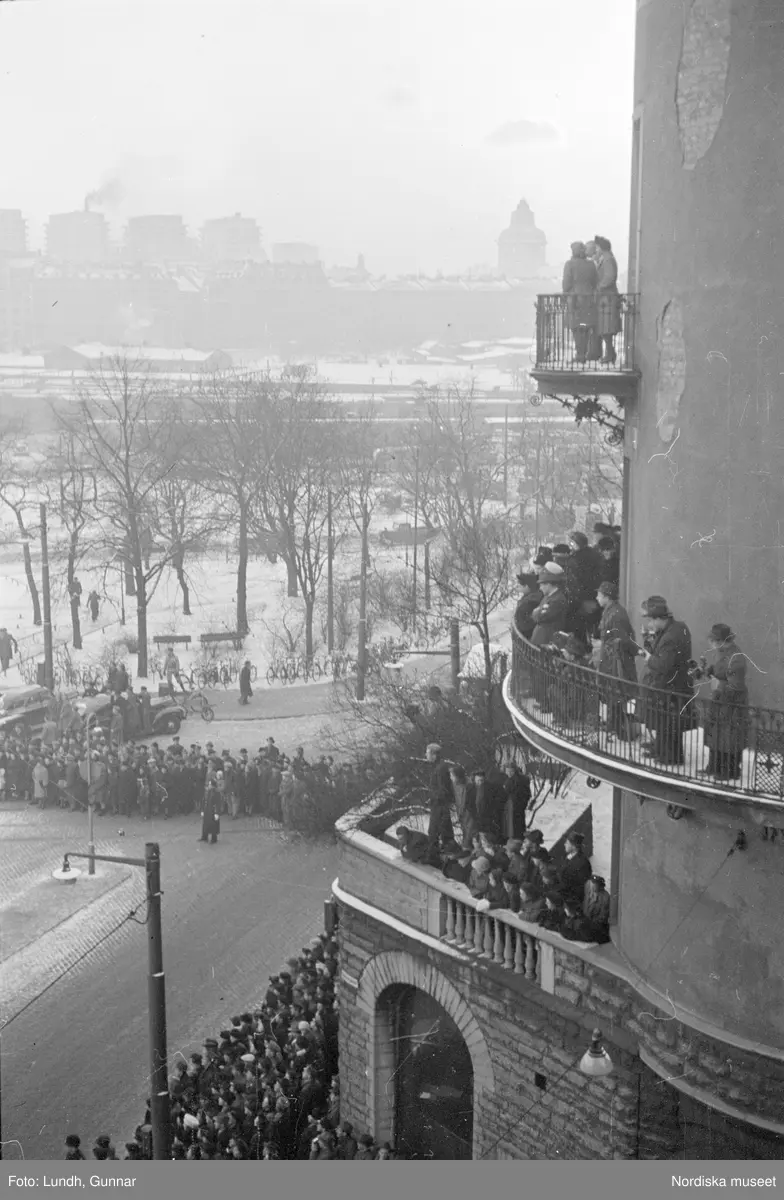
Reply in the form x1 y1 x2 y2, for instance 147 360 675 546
0 801 339 1161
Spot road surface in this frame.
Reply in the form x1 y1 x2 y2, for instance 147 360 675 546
1 801 339 1161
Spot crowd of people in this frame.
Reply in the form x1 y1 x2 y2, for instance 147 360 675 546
63 930 399 1161
396 743 610 946
0 708 371 829
513 527 749 778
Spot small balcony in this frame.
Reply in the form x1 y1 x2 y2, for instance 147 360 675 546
504 625 784 820
531 293 641 401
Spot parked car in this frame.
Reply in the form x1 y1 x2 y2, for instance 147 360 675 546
74 692 186 737
0 685 55 738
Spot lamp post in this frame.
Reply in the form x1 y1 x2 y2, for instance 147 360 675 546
84 712 99 875
579 1028 613 1078
56 844 171 1159
39 503 54 692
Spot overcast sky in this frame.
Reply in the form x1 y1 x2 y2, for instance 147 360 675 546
0 0 635 275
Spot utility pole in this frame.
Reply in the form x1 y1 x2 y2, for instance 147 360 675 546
145 842 171 1161
411 448 420 636
424 538 431 611
356 500 368 702
450 618 461 692
326 490 334 655
503 405 509 506
39 503 54 692
534 426 543 548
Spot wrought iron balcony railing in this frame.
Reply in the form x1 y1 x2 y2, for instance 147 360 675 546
534 293 640 374
507 624 784 804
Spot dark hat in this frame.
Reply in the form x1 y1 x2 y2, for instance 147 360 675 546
597 536 617 552
516 570 539 588
593 521 612 534
359 1133 375 1147
566 831 585 847
597 580 618 599
709 623 734 643
569 530 589 548
190 1053 203 1064
533 546 553 566
65 1135 81 1148
94 1135 111 1149
642 594 670 619
524 829 544 844
552 543 572 556
204 1038 219 1049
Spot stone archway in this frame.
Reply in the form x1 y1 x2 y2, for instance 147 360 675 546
356 950 495 1158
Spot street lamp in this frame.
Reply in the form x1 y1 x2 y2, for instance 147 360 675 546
54 844 171 1159
579 1028 614 1078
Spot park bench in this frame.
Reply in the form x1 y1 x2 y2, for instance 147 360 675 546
152 635 192 647
200 631 245 652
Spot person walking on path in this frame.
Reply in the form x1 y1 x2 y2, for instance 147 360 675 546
0 627 18 674
239 660 253 706
200 781 221 844
87 590 100 622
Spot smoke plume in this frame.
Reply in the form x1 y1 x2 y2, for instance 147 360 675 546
84 178 124 212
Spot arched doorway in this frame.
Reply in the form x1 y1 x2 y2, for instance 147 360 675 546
379 984 474 1160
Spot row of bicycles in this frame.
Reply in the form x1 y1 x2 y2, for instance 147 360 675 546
264 638 410 685
148 655 258 691
19 655 107 694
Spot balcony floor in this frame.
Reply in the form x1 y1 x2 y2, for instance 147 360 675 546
530 366 640 400
503 676 784 817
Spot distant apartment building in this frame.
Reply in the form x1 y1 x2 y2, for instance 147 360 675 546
46 211 109 263
201 213 265 263
0 210 27 256
272 242 320 265
497 198 547 278
124 215 190 263
0 258 34 350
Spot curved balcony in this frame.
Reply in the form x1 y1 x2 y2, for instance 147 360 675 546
503 624 784 820
531 293 640 402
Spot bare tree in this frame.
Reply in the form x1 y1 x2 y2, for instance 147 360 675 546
190 372 265 635
58 355 197 676
252 366 345 658
0 418 42 626
42 435 95 649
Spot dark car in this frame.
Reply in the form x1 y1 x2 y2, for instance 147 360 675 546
74 692 186 737
0 685 54 738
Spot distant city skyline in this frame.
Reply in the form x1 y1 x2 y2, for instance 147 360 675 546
0 0 635 275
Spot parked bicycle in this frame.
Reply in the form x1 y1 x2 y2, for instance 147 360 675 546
182 688 215 723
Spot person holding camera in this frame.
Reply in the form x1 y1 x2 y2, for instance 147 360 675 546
691 623 748 781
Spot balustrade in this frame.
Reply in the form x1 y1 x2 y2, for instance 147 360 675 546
442 894 541 983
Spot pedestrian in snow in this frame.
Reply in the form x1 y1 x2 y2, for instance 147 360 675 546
239 660 253 706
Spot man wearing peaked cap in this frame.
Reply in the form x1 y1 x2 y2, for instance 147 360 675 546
531 562 569 647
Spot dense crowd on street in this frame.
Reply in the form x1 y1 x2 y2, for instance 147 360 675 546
396 743 611 947
0 706 372 832
62 930 399 1161
512 526 749 779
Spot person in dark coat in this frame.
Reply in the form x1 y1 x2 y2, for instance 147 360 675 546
514 572 543 640
466 769 500 839
565 532 603 639
594 236 622 363
539 891 565 932
694 623 748 781
530 565 569 647
562 242 598 364
551 544 572 571
517 881 546 925
441 842 473 884
533 547 554 569
558 832 593 907
64 1134 85 1160
594 582 640 739
239 661 253 706
500 762 531 840
396 825 431 864
425 743 455 858
560 900 597 943
596 536 620 586
640 596 692 765
583 875 611 943
200 782 220 844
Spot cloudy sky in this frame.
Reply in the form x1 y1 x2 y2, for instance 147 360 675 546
0 0 635 275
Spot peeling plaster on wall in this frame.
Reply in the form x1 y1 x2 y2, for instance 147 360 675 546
656 300 686 444
676 0 731 170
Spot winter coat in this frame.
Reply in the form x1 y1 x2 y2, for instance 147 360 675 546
429 759 453 808
596 601 638 685
530 589 569 646
559 851 593 907
468 869 490 900
518 895 546 925
466 781 501 837
703 641 748 757
565 547 603 613
595 252 622 335
501 772 531 841
562 255 598 331
642 619 692 696
239 666 253 698
514 589 543 639
560 912 599 943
